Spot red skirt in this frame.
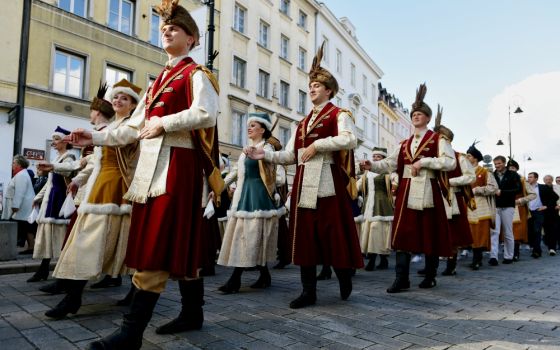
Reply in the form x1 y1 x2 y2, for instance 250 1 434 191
62 209 79 249
125 148 203 278
289 164 364 269
449 192 473 249
198 208 221 270
391 178 453 257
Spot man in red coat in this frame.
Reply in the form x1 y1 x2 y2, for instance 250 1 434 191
361 84 456 293
246 42 363 309
70 1 221 349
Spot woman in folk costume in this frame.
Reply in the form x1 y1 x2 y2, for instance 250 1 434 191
432 115 475 276
357 147 394 271
506 158 536 261
217 113 283 293
71 1 222 348
465 142 498 270
42 80 141 319
361 84 456 293
245 42 363 309
27 127 76 282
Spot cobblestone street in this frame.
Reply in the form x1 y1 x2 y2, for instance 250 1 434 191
1 251 560 349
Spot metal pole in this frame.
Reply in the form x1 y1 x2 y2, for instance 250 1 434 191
205 0 216 70
508 105 512 159
14 0 32 155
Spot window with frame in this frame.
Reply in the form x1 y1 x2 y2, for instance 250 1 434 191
150 10 162 47
371 122 377 142
257 70 270 98
298 47 306 70
350 63 356 87
105 65 132 90
322 36 329 63
362 75 367 96
298 10 307 29
234 3 246 33
279 126 290 149
280 81 289 108
336 49 342 74
280 35 289 60
147 75 157 88
108 0 134 35
58 0 87 17
258 20 270 48
53 49 85 98
298 90 307 114
280 0 290 16
232 110 248 146
371 83 375 102
232 56 247 88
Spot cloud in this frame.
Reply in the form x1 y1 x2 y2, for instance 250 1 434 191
480 71 560 178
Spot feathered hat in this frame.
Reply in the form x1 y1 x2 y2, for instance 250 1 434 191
371 147 388 158
247 112 272 130
156 0 200 47
507 157 520 170
309 41 338 99
466 140 483 162
410 83 432 118
432 105 454 141
109 79 142 103
52 126 71 139
90 82 115 119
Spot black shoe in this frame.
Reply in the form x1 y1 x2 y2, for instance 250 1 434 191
469 262 480 270
386 278 410 293
441 268 456 276
250 266 271 289
45 295 81 319
289 292 316 309
18 249 34 255
316 265 332 280
90 275 122 289
364 254 376 271
39 280 67 295
273 261 289 269
117 284 136 306
218 269 242 294
531 251 541 259
376 256 389 270
513 255 519 262
335 269 352 300
502 259 513 264
417 268 426 275
418 277 437 289
488 258 499 266
156 279 204 335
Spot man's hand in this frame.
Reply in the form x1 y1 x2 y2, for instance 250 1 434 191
495 189 501 197
515 199 521 206
70 129 93 147
67 181 79 196
359 160 372 171
139 117 164 139
538 206 547 211
244 146 265 160
411 160 422 177
37 162 54 172
301 143 317 163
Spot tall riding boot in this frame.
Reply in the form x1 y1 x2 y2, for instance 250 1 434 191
513 241 520 261
45 280 87 319
364 254 377 271
39 278 67 295
218 267 243 294
419 255 439 288
442 253 457 276
377 255 389 270
387 252 411 293
470 248 483 270
250 264 272 289
88 289 160 350
316 264 332 280
156 278 204 334
117 276 136 306
333 268 352 300
27 258 50 282
289 265 317 309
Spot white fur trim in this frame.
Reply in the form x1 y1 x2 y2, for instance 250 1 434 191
228 207 286 219
247 116 272 130
365 215 394 222
78 203 132 215
354 215 364 223
37 217 70 224
110 86 140 103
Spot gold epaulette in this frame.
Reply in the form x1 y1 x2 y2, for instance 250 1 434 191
195 65 219 94
337 108 355 122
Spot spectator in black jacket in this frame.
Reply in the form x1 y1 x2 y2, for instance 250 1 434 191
528 173 559 257
490 155 521 265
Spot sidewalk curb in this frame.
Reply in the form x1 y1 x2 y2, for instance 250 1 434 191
0 261 56 276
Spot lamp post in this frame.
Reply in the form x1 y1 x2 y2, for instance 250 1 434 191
523 154 532 177
496 105 523 158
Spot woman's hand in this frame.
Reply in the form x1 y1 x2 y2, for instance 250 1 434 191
139 117 164 139
244 146 265 160
69 129 93 147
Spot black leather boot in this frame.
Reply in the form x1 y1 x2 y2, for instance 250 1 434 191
364 254 377 271
387 252 411 293
45 280 87 319
290 266 317 309
90 275 122 289
513 241 520 261
88 289 160 350
156 278 204 334
116 280 136 306
39 279 67 295
27 258 50 282
250 265 271 289
470 248 483 270
419 255 439 288
377 255 389 270
442 254 457 276
334 268 352 300
218 267 242 294
316 265 332 280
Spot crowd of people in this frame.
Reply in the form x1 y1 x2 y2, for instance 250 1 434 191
2 1 560 350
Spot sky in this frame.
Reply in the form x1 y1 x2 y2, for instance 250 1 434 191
321 0 560 178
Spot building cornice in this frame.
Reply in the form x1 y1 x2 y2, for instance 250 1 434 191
378 100 399 121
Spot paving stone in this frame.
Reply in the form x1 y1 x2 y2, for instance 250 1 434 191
0 336 36 350
0 325 20 340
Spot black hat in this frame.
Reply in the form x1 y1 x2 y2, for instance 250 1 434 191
466 140 483 162
507 157 520 170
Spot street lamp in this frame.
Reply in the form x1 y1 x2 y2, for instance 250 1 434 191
507 105 524 159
